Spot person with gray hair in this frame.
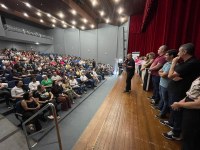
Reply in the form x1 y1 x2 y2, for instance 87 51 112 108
162 43 200 140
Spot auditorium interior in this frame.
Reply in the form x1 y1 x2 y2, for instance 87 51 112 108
0 0 200 150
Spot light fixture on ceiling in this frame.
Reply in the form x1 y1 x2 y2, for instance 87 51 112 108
52 24 55 27
72 20 76 25
0 4 8 9
23 13 29 17
82 18 88 24
91 0 98 7
63 24 67 28
61 21 65 24
51 19 56 23
117 7 123 14
99 10 105 17
58 12 64 19
72 26 75 29
81 26 85 30
114 0 120 3
90 24 95 29
36 12 42 17
120 17 125 23
71 9 77 15
40 19 44 23
105 18 110 23
35 42 39 45
47 13 51 17
25 2 31 8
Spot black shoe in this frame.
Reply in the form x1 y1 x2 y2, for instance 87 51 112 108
155 114 167 119
123 90 130 93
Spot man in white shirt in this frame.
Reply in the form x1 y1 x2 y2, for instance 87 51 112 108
51 72 62 81
11 80 24 101
29 77 40 91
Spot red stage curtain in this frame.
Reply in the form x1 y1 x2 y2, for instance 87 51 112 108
128 0 200 58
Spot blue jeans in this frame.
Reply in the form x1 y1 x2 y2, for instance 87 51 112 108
151 75 160 103
159 85 169 116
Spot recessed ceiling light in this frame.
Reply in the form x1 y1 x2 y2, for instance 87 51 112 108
35 42 39 45
40 19 44 23
117 7 123 14
23 13 29 17
0 4 8 10
82 18 88 24
90 24 95 29
71 9 77 15
61 21 65 24
91 0 98 6
72 20 76 25
120 17 125 23
58 12 64 19
63 24 67 28
100 11 105 17
51 19 56 23
25 2 31 8
114 0 120 3
72 26 75 29
47 13 51 17
52 24 55 27
36 12 42 17
81 26 85 30
105 18 110 23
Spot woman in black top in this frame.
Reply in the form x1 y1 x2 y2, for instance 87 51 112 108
20 92 42 131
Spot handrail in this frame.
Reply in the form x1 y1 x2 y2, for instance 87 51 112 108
22 103 63 150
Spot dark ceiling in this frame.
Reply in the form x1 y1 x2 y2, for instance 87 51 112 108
0 0 146 30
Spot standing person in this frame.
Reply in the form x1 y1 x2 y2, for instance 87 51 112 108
162 43 200 140
171 77 200 150
148 45 168 105
155 49 177 118
123 53 135 93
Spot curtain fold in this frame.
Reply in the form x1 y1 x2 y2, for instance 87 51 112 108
128 0 200 58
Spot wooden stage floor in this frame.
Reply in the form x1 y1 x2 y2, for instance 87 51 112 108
73 73 181 150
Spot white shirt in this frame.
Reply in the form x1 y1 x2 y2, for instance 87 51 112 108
29 81 40 91
69 79 78 86
11 86 24 97
80 75 88 81
51 75 62 81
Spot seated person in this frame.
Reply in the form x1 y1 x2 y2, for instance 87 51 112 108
11 80 25 102
41 75 53 88
69 76 83 95
20 92 42 131
51 80 71 110
34 85 60 119
80 72 95 88
62 78 81 103
51 72 62 82
0 82 12 108
29 77 40 92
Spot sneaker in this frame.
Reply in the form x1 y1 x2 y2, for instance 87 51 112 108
162 131 174 140
47 115 54 120
159 120 173 129
172 135 182 141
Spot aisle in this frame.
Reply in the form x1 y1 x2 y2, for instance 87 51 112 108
73 73 181 150
35 75 118 150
